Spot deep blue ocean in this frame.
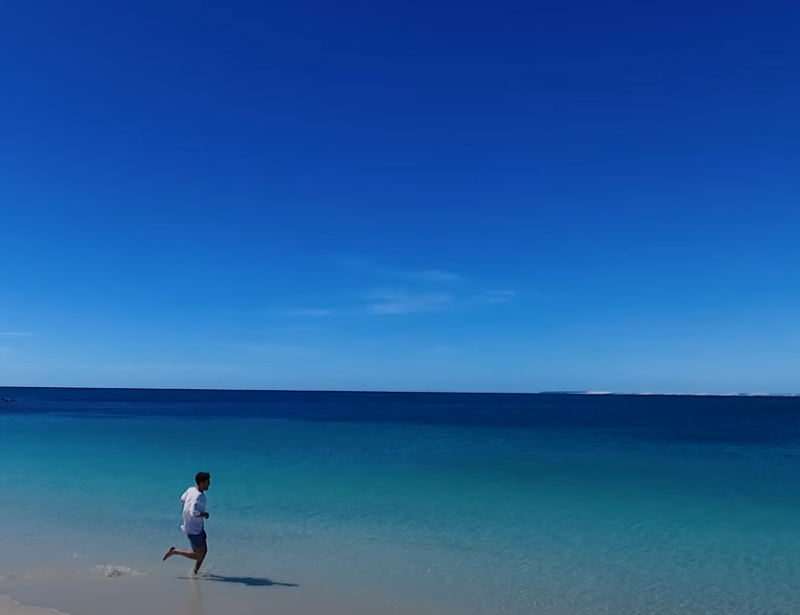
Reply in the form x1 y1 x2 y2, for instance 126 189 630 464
1 387 799 615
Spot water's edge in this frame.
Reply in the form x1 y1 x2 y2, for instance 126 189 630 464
0 593 71 615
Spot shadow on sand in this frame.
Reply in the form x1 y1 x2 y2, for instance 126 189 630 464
180 574 299 588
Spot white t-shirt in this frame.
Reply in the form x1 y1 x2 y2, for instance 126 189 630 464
180 486 207 536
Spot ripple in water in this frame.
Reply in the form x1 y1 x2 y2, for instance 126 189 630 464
91 565 145 578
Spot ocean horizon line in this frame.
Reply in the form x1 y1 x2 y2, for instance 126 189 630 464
1 385 798 398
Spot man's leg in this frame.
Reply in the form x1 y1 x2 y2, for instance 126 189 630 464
163 532 207 571
162 546 198 561
192 545 208 574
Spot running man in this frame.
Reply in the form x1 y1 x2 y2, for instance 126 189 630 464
162 472 211 574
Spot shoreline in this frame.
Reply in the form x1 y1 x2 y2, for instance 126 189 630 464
0 567 450 615
0 594 70 615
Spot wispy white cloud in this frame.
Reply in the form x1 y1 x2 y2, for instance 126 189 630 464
250 344 320 357
476 290 516 304
0 332 37 337
331 258 514 315
364 287 515 315
338 257 371 269
366 289 455 315
340 258 463 284
280 309 334 316
397 269 463 284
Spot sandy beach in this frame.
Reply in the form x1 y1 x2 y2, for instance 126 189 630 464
0 564 451 615
0 580 438 615
0 596 65 615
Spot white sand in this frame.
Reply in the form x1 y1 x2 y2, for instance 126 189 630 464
0 595 69 615
0 570 448 615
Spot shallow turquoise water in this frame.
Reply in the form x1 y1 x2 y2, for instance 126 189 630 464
1 389 800 614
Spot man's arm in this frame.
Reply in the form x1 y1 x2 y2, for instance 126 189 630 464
189 495 209 519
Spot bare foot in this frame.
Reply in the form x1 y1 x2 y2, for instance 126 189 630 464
162 547 176 561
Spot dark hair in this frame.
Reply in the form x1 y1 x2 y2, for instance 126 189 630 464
195 472 211 485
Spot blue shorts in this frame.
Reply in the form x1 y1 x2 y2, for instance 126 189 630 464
187 530 207 550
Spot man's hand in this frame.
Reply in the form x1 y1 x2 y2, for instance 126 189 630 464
202 512 210 519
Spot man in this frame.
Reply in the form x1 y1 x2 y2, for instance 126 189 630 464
162 472 211 574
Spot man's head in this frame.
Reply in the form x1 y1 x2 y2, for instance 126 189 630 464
195 472 211 492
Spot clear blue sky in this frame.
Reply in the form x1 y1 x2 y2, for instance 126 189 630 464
1 0 798 393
